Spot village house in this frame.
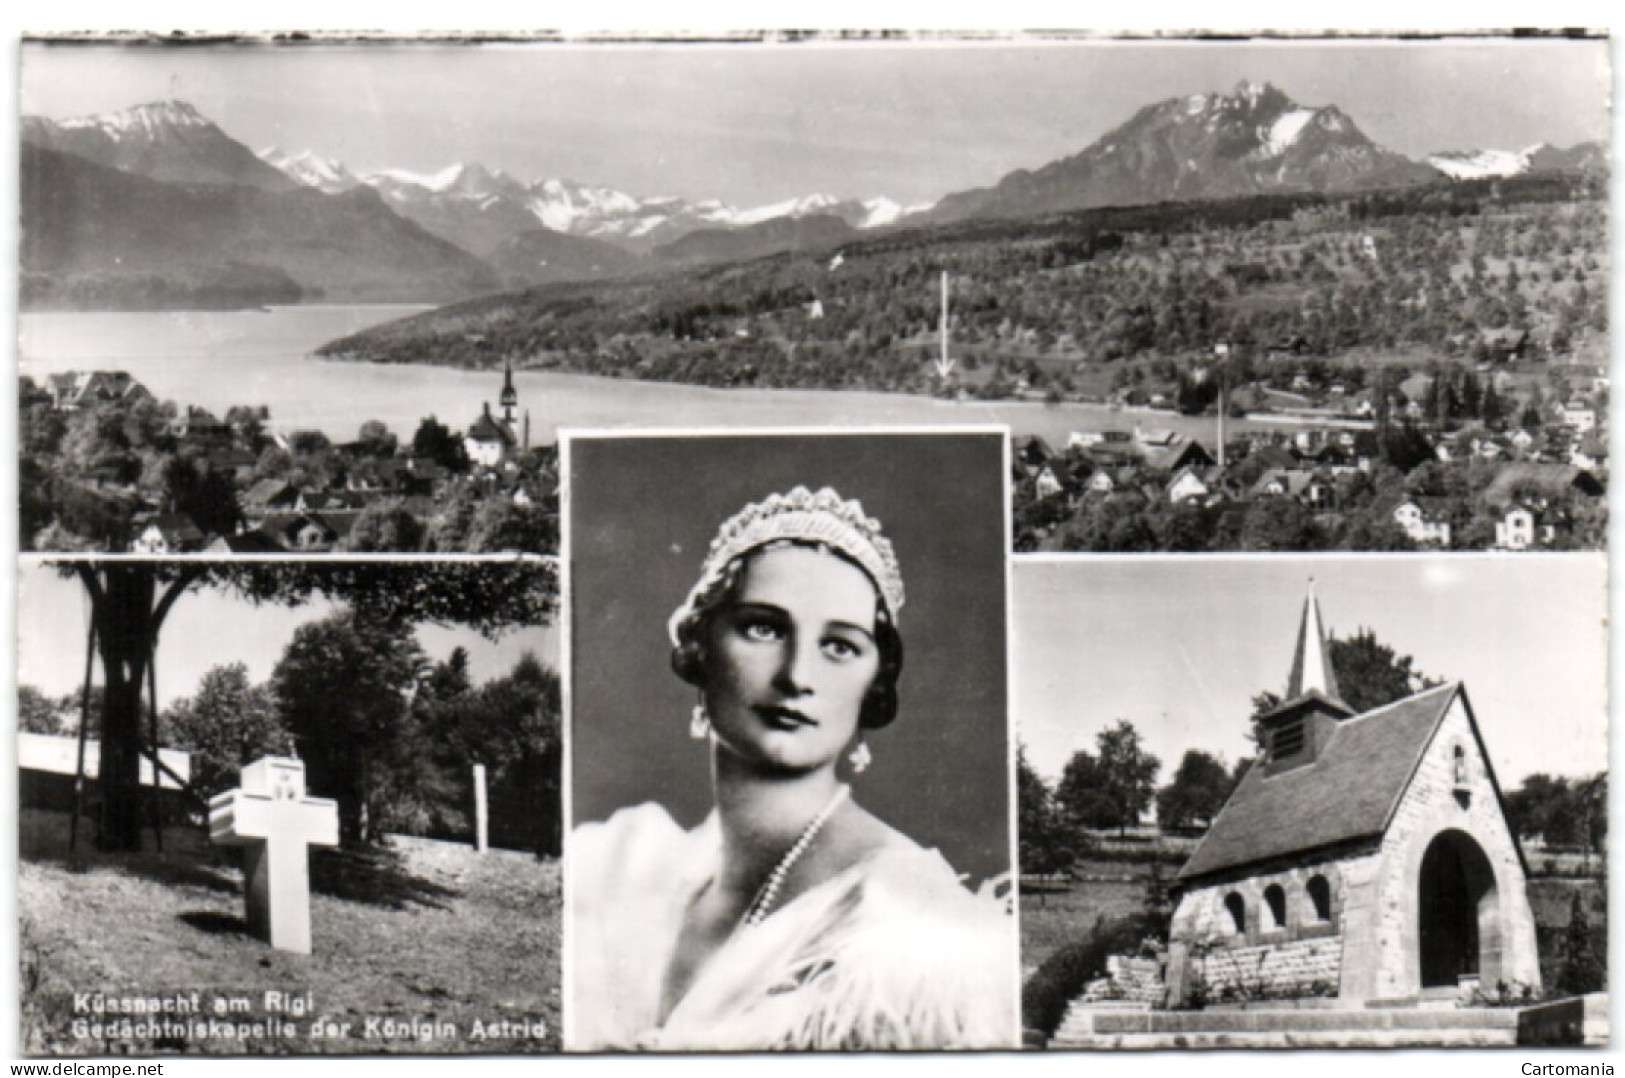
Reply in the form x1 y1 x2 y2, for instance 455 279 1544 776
1479 327 1531 363
129 512 205 554
1493 504 1546 551
465 406 518 469
168 406 231 441
1482 464 1605 510
1384 496 1453 548
1164 588 1541 1005
1166 466 1212 504
1014 435 1057 472
1569 434 1606 473
207 530 286 554
1557 401 1597 434
45 370 152 412
1144 439 1215 473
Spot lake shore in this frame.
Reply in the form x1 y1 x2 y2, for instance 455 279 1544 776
20 305 1358 448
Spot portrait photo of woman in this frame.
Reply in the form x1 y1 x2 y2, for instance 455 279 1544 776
563 430 1017 1051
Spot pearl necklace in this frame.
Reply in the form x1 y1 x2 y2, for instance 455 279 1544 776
740 783 851 929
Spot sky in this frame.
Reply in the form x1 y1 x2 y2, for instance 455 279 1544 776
1013 555 1610 790
16 35 1612 208
14 561 559 714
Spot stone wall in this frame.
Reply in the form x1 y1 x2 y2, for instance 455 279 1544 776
1166 857 1355 1006
1108 955 1167 1005
1193 937 1342 1003
1353 691 1543 1000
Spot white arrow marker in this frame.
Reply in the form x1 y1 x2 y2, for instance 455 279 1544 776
935 269 956 379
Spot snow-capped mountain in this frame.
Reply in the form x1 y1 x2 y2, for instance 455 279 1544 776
22 100 297 191
258 140 921 253
853 196 933 229
927 81 1439 223
1427 146 1542 180
258 146 360 192
1426 141 1608 180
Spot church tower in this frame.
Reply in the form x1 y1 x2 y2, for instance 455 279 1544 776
499 354 518 427
1257 580 1354 774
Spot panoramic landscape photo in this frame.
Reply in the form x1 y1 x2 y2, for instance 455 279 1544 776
17 34 1610 553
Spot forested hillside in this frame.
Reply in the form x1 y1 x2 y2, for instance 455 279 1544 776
319 171 1607 398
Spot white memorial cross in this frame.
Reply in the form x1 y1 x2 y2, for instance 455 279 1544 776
209 756 339 954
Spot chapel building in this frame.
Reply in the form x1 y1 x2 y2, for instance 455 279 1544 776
1164 586 1541 1005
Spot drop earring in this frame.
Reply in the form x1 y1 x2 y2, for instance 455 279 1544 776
848 739 872 774
690 700 712 741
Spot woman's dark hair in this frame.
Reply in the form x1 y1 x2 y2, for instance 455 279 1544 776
670 542 905 729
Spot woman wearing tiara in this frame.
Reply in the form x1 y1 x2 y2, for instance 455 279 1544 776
570 486 1016 1051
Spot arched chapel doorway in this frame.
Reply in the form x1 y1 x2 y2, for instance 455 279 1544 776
1417 829 1499 988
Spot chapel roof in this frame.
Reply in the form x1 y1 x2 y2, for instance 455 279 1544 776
1177 681 1462 884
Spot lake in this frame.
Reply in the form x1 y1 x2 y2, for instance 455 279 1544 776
19 304 1288 447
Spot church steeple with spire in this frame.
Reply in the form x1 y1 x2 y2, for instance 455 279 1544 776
499 354 518 426
1257 580 1355 774
1285 578 1342 703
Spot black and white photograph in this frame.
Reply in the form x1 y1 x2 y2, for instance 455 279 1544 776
15 34 1610 555
564 430 1019 1050
1015 554 1607 1047
5 21 1617 1070
14 559 562 1054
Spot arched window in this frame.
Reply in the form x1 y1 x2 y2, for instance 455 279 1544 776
1264 884 1288 929
1307 875 1333 923
1224 892 1247 935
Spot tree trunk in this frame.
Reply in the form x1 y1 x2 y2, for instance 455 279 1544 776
89 568 155 852
79 564 202 852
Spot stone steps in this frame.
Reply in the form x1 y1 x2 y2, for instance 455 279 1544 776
1052 1000 1528 1050
1051 1027 1520 1049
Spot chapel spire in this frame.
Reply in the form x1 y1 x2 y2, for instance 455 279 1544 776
1285 577 1342 705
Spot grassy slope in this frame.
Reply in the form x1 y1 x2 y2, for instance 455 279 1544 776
19 809 560 1055
1019 859 1155 977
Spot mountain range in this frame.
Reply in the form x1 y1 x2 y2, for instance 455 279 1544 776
19 87 1605 309
257 151 916 257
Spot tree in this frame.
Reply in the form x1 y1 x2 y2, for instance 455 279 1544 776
1058 720 1160 836
59 561 556 851
1155 750 1232 831
1055 749 1115 830
272 610 428 846
225 405 266 446
412 415 467 471
1096 720 1160 836
358 419 398 457
1503 772 1605 850
17 686 62 734
159 454 241 538
1327 629 1433 714
466 499 557 554
1558 890 1606 995
1018 747 1078 875
344 501 426 552
453 652 564 855
1239 497 1321 552
161 663 291 796
1337 511 1418 551
1175 369 1220 415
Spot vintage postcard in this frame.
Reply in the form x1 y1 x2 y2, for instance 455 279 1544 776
8 30 1612 1060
